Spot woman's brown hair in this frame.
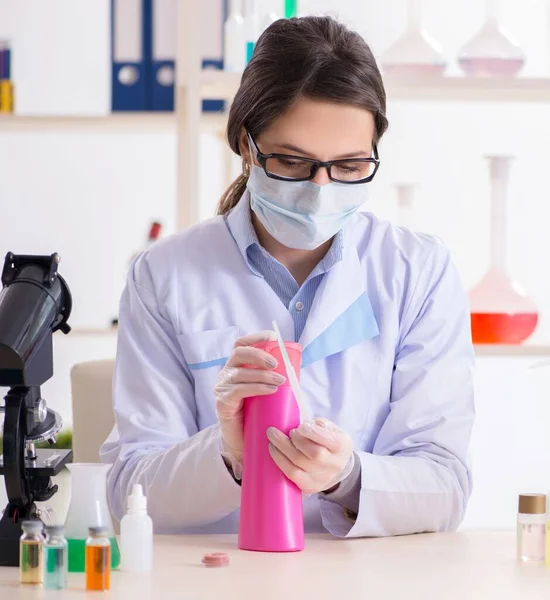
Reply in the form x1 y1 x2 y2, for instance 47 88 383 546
216 15 388 216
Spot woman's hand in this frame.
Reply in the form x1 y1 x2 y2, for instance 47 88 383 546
266 418 354 495
214 331 285 476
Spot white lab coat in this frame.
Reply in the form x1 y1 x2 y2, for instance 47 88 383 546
100 204 474 537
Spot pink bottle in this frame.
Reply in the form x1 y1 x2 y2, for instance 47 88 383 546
238 341 304 552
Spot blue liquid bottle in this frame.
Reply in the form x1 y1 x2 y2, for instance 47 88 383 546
43 525 68 589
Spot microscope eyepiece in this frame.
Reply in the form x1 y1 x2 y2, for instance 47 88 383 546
0 253 72 387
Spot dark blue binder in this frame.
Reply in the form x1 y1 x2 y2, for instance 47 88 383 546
111 0 150 111
111 0 227 113
150 0 176 111
2 48 11 80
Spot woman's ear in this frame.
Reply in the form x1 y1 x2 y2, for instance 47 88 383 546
238 128 252 166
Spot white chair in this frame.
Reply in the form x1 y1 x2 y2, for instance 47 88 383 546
70 359 115 463
70 359 118 529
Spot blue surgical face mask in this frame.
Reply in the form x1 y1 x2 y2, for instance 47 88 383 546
246 166 369 250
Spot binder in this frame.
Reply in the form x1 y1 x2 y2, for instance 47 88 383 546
0 43 13 114
111 0 227 113
111 0 149 111
201 0 227 113
151 0 176 111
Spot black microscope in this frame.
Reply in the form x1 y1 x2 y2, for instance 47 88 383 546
0 252 73 567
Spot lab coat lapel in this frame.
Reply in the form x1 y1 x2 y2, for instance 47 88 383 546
299 241 379 367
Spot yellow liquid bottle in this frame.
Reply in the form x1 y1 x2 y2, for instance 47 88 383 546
20 521 45 584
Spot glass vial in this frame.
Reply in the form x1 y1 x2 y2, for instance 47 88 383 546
284 0 297 18
517 493 546 562
224 0 246 72
43 525 68 590
86 526 111 591
244 0 259 64
260 0 279 33
20 520 45 584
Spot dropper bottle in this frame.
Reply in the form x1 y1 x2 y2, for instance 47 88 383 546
120 484 153 572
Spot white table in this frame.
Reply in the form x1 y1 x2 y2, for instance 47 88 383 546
1 532 550 599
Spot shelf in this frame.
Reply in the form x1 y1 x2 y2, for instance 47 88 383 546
199 71 550 104
57 327 118 336
200 71 242 101
474 344 550 357
385 76 550 103
0 112 227 133
5 74 547 134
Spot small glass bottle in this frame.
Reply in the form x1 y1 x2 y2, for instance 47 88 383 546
20 520 45 584
43 525 68 590
85 526 111 591
517 493 546 562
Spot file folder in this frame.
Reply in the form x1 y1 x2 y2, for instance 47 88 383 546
111 0 149 111
0 43 13 114
151 0 176 111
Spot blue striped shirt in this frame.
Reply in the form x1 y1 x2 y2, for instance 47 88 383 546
225 194 361 513
226 194 344 341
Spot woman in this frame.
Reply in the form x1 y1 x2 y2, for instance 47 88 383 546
101 16 474 538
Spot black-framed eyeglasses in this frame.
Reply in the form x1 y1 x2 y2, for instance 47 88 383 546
247 132 380 184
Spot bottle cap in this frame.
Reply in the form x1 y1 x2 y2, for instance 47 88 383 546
45 525 64 537
128 484 147 511
21 520 43 533
88 526 109 538
518 493 546 515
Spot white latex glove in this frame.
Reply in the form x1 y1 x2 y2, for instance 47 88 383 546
214 330 285 478
266 417 354 495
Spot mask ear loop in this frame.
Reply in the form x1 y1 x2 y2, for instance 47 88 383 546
245 133 257 176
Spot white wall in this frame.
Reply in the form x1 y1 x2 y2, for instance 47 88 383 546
1 0 550 531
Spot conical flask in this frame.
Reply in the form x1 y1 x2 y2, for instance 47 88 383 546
396 183 418 230
64 463 120 572
458 0 525 77
381 0 446 76
469 156 538 344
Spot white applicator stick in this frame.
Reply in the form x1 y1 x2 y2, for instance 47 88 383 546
272 320 312 423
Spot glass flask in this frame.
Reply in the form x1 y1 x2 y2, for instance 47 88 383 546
458 0 525 77
469 156 538 344
381 0 446 77
396 183 417 230
64 463 120 572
